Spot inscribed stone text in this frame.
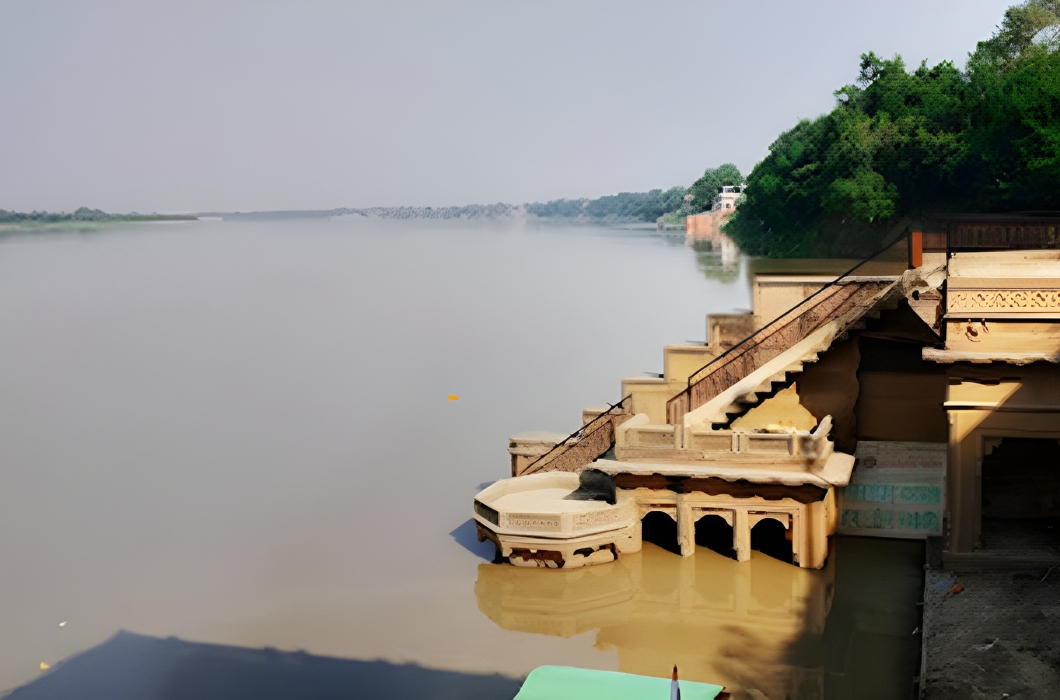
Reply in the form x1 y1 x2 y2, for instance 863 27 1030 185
573 509 621 528
506 514 561 531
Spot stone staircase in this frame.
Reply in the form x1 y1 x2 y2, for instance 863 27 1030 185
513 265 931 476
706 369 796 431
667 278 899 429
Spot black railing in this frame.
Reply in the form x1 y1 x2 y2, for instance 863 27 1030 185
666 237 906 424
521 396 631 476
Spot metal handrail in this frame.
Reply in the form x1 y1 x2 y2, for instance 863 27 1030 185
521 395 631 476
667 238 906 422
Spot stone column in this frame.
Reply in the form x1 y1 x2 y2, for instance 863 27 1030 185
676 496 695 557
734 509 751 562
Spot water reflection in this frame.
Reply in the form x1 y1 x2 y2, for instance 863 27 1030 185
476 537 925 699
0 219 754 689
689 239 741 283
476 543 835 697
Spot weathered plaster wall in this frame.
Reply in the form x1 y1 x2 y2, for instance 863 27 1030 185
855 372 948 443
944 364 1060 551
753 276 833 323
853 337 948 444
730 385 817 432
707 313 757 353
663 344 715 382
685 209 733 239
621 377 679 425
798 337 861 454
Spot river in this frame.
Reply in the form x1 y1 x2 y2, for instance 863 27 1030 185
0 217 922 698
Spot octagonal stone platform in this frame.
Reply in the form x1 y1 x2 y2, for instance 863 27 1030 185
473 472 640 569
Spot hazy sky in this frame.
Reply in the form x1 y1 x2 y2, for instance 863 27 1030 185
1 1 1014 213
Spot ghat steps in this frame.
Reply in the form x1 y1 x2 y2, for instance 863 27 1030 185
513 266 944 477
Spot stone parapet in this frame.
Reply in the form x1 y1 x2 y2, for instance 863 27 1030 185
508 431 567 477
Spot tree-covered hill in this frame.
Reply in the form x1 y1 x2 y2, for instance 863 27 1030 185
725 0 1060 258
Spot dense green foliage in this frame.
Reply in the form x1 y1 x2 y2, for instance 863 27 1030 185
0 207 194 224
687 163 743 213
526 187 689 222
725 1 1060 257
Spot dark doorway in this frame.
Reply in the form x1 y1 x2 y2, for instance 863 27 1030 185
751 518 793 564
641 511 680 554
695 514 735 559
980 437 1060 554
982 437 1060 518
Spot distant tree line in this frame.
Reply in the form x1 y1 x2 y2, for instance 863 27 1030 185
525 187 687 222
726 0 1060 258
524 163 743 223
0 207 195 223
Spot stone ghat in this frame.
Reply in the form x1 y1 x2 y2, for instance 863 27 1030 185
473 472 640 569
473 452 855 570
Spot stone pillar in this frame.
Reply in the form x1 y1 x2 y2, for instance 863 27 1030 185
676 497 695 557
734 509 751 562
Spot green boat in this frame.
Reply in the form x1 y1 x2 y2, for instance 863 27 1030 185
514 665 727 700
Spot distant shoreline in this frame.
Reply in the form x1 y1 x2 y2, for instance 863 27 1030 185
198 204 670 225
0 207 197 231
2 188 692 229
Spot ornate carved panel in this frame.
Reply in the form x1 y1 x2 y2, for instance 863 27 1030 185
948 288 1060 314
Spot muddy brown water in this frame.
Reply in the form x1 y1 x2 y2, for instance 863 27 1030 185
0 218 922 698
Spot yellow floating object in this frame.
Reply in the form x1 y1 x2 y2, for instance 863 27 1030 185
39 662 49 671
447 395 459 401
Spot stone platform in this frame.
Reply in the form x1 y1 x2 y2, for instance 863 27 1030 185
473 472 640 569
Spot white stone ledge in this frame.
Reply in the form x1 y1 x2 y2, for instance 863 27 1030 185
922 348 1060 365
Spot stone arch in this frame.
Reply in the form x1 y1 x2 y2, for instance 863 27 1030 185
694 513 735 559
748 513 790 530
751 517 793 564
641 510 680 554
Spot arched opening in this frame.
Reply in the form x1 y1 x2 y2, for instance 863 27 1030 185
641 511 679 554
694 514 735 559
751 518 793 564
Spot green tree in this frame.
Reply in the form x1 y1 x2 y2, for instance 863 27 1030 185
726 52 968 257
686 163 743 212
725 1 1060 258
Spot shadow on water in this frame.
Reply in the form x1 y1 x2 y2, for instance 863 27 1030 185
474 536 924 699
780 537 925 700
4 631 521 700
450 518 498 561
